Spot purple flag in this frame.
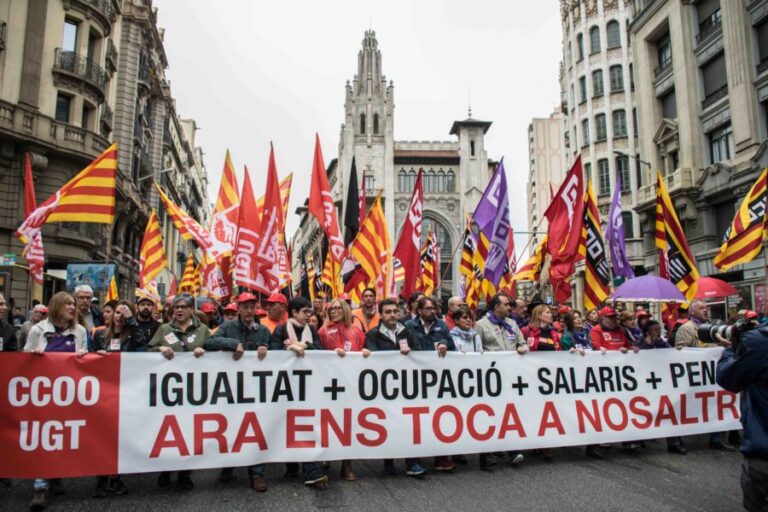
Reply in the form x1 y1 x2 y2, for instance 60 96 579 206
473 161 511 286
606 171 635 278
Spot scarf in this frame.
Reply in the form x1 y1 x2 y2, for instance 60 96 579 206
451 326 480 352
286 318 313 346
572 328 589 347
487 312 515 335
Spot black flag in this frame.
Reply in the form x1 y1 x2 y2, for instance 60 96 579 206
344 157 360 246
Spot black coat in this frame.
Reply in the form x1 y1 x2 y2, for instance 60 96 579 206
269 322 321 350
0 319 18 352
365 323 414 351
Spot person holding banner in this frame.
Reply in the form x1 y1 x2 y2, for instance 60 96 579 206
318 298 370 481
205 292 271 491
148 293 209 491
134 291 160 346
0 293 19 352
561 311 591 353
268 296 328 488
405 296 457 472
589 307 635 354
90 300 144 497
25 291 88 511
523 305 562 352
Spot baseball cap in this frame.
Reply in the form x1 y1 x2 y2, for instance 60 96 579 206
635 310 650 318
745 310 759 320
558 305 572 315
255 308 267 317
224 303 238 312
200 302 216 313
236 292 258 304
33 304 48 313
599 306 618 317
266 293 287 305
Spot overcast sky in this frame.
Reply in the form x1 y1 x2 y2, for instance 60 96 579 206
155 0 563 258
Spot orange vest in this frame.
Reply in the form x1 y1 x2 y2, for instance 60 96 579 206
352 307 380 332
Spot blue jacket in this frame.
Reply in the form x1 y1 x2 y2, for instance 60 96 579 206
716 326 768 459
404 317 455 352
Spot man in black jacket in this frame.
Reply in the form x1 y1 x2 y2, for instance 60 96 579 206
0 293 18 352
134 291 160 349
365 298 428 478
206 292 270 491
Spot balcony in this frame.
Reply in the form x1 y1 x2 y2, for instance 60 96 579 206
637 167 696 207
105 38 118 75
758 57 768 76
68 0 117 35
702 85 728 110
695 10 722 46
52 48 107 102
654 60 672 79
0 20 6 51
137 64 150 93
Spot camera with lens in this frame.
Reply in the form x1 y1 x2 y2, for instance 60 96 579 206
698 318 756 349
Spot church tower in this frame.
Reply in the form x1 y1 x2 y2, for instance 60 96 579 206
338 30 395 229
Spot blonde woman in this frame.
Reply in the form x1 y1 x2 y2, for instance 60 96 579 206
25 291 88 510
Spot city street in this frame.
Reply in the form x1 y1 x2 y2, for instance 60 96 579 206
1 436 743 511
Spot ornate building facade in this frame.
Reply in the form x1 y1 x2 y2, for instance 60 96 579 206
292 30 497 301
630 0 768 314
0 0 208 304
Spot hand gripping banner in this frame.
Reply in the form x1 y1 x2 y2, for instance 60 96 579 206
0 350 740 478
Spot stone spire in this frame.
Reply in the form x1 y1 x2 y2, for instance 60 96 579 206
355 30 383 96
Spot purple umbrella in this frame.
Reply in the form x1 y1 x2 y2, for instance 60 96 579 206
610 275 686 303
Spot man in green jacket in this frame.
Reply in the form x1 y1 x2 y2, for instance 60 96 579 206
205 292 270 491
148 293 209 490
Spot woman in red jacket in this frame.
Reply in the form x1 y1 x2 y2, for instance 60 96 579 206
523 304 562 351
318 299 370 480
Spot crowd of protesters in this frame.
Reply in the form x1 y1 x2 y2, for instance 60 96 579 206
0 285 756 511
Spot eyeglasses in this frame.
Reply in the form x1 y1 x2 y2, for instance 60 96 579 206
421 306 435 311
328 306 343 312
173 304 191 310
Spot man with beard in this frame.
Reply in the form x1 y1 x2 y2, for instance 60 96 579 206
134 289 160 348
352 288 380 332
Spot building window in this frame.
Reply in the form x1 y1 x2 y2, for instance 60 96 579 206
446 170 455 192
701 52 728 108
658 36 672 72
598 159 610 196
55 93 72 123
609 65 624 92
629 63 635 91
373 113 379 134
607 20 621 49
595 114 607 141
757 18 768 69
616 155 630 192
359 113 365 134
592 69 604 97
364 170 375 192
635 153 643 188
577 33 584 60
709 123 734 164
714 201 735 244
633 108 638 135
81 102 93 130
697 0 721 42
613 109 627 137
661 88 677 118
585 162 592 183
590 26 601 54
582 119 590 146
398 170 407 192
408 169 417 190
579 76 587 103
62 19 78 52
668 150 679 173
426 170 436 193
622 212 634 239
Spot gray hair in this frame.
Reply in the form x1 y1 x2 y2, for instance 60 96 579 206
173 294 194 307
447 296 463 308
74 284 94 296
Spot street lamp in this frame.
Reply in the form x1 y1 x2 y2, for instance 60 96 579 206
137 168 174 182
613 150 651 169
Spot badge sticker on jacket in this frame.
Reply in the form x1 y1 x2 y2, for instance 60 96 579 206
165 333 180 345
109 338 121 351
343 340 352 352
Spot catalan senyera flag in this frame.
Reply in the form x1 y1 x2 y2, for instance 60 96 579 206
578 180 611 311
347 195 392 299
321 246 342 297
17 144 117 246
466 232 490 310
513 236 548 282
105 275 118 302
714 168 768 271
179 253 198 294
655 172 699 300
210 150 240 254
459 216 474 281
156 184 223 262
419 229 436 296
306 254 317 302
255 173 293 230
138 209 167 289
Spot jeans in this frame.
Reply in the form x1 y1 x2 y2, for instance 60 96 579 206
33 479 47 491
248 464 266 478
742 458 768 512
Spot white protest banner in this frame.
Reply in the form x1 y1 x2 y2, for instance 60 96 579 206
0 349 740 478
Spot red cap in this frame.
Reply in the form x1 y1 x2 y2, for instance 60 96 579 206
200 302 216 313
599 306 618 317
558 305 572 315
255 308 267 317
237 292 258 304
635 310 650 318
745 310 759 320
266 293 287 305
223 303 238 312
339 293 351 301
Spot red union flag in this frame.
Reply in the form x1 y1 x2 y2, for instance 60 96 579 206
251 143 284 293
545 156 585 265
308 134 345 264
393 169 423 298
210 150 240 254
233 166 260 290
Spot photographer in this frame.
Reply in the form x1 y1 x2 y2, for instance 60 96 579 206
716 323 768 512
